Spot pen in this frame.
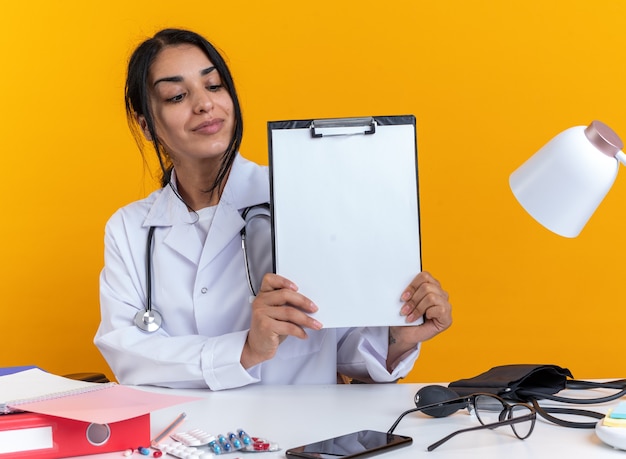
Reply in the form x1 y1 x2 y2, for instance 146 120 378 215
151 412 187 447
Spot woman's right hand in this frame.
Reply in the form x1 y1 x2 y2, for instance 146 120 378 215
241 273 322 369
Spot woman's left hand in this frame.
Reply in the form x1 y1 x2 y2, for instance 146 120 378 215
387 271 452 368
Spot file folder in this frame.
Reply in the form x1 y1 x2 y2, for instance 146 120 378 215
0 411 149 458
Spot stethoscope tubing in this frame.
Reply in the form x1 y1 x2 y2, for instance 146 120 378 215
135 204 269 333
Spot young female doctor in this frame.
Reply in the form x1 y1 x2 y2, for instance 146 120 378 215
94 28 453 390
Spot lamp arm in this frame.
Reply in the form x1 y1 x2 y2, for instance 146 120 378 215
617 151 626 166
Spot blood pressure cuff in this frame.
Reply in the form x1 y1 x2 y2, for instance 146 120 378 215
448 364 572 402
448 364 626 429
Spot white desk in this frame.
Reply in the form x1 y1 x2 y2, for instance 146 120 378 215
87 383 626 458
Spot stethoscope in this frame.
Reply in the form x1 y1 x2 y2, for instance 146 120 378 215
134 203 271 333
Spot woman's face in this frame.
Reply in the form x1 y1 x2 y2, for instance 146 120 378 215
142 44 235 165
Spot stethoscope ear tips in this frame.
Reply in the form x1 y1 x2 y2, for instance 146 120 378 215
134 309 163 333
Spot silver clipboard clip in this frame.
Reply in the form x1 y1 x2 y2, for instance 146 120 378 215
311 117 377 138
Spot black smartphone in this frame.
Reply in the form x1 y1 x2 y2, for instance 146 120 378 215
285 430 412 459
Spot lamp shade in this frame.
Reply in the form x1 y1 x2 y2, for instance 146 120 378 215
509 121 625 238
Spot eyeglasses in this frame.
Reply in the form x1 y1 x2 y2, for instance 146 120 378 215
387 392 536 451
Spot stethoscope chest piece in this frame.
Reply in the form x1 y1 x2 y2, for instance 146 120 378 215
134 309 163 333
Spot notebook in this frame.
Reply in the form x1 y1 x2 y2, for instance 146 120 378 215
0 368 198 424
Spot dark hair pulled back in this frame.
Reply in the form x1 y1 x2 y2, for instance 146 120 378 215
125 28 243 191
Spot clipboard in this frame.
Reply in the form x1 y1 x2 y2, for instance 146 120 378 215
268 115 422 328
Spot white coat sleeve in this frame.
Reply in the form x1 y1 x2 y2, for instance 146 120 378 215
336 327 420 383
94 213 259 390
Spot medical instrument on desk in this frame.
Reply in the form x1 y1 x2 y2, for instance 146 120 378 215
134 204 271 333
448 364 626 429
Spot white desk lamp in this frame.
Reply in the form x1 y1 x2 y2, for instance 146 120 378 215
509 120 626 237
509 120 626 451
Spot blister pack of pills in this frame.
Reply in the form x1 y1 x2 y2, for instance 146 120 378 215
155 441 214 459
157 428 279 456
170 429 216 447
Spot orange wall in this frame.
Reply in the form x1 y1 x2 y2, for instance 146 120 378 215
2 1 625 383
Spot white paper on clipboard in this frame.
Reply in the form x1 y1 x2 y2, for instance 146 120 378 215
268 115 422 328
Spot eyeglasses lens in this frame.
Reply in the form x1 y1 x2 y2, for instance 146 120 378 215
509 404 534 439
473 395 533 439
473 395 505 425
